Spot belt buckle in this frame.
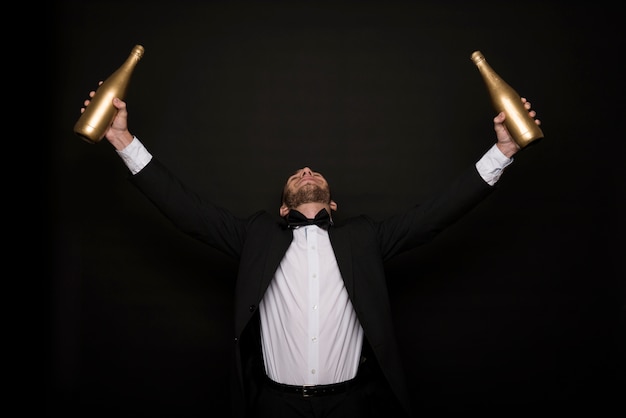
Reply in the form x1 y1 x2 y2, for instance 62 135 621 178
301 385 313 398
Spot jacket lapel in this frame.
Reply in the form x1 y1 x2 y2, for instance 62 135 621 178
328 228 354 298
259 227 294 297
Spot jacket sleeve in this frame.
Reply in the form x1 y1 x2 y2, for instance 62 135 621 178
128 157 249 259
376 164 494 261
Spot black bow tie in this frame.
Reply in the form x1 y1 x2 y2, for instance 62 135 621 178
286 208 332 229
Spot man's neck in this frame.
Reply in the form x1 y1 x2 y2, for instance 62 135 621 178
294 203 330 219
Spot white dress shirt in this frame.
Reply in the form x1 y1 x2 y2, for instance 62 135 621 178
260 225 363 385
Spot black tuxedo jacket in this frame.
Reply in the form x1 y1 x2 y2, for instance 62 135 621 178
130 157 495 417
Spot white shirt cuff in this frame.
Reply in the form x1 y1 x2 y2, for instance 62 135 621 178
475 144 513 186
116 136 153 175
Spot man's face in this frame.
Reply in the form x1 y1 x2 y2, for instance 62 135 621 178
282 167 332 209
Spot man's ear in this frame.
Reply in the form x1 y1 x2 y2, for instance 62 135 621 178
279 204 289 217
330 200 337 211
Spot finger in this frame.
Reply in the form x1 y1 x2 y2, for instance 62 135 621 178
112 97 125 109
493 111 505 123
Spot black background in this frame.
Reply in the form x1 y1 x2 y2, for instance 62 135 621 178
46 1 624 416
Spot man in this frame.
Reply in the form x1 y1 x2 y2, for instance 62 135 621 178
80 87 540 417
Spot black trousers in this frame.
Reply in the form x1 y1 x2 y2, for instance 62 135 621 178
252 377 370 418
249 364 405 418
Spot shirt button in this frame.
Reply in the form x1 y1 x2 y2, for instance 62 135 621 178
311 369 316 375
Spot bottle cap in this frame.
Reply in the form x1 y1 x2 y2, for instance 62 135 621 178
470 51 485 64
132 45 145 58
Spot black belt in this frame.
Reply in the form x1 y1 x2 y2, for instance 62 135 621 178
264 375 359 397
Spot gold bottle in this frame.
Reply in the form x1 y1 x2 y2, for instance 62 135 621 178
74 45 145 144
470 50 543 148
